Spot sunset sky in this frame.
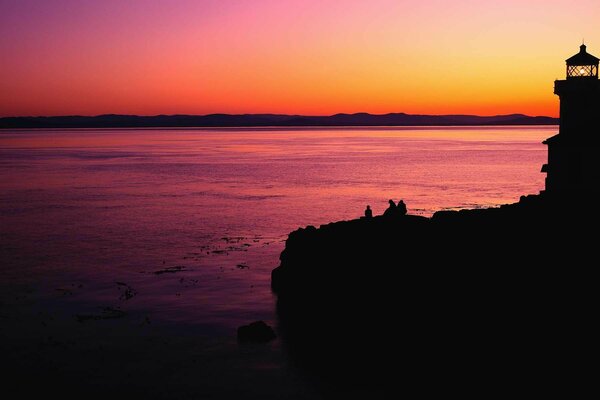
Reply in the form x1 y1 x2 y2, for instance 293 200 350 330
1 0 600 117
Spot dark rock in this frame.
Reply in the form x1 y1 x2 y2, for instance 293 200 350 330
237 320 276 343
272 194 596 392
153 266 186 275
115 282 137 300
76 307 126 322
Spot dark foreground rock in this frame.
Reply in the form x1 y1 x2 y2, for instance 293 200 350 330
237 320 277 343
272 194 596 395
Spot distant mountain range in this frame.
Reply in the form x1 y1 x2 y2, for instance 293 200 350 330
0 113 558 129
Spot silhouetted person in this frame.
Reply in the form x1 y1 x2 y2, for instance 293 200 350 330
383 199 396 217
398 200 407 216
364 205 373 219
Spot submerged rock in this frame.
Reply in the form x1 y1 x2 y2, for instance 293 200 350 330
153 266 186 275
237 320 276 343
76 307 126 322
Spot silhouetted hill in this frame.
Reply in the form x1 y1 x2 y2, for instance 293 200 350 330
0 113 558 129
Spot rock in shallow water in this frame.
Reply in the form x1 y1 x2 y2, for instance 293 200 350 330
237 320 276 343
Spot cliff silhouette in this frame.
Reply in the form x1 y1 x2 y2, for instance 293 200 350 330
0 112 557 129
271 45 599 395
271 194 595 395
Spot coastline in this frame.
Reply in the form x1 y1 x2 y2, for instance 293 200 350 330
0 113 558 129
271 193 595 393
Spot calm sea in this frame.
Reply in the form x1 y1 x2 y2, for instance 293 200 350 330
0 126 554 333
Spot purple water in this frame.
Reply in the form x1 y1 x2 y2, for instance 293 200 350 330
0 126 553 333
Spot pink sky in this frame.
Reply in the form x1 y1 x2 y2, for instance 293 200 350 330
1 0 600 117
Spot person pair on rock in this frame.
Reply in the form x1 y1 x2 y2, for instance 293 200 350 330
364 199 407 218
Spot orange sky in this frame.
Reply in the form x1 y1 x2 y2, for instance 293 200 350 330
2 0 600 117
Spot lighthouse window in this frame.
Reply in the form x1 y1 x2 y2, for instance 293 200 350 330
567 64 596 77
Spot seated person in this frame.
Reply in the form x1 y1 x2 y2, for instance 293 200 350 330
383 199 396 217
397 200 407 216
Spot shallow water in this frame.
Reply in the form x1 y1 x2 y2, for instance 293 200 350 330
0 126 553 333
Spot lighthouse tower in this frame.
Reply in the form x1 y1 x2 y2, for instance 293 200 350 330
543 44 600 197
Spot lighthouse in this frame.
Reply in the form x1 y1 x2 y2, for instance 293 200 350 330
543 44 600 196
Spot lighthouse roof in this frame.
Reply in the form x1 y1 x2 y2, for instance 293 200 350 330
566 44 599 66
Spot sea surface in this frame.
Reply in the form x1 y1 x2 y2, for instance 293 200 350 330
0 126 554 334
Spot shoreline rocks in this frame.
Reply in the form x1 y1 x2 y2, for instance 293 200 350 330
237 320 276 343
271 193 595 392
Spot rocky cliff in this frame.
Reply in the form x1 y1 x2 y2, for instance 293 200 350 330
272 194 595 394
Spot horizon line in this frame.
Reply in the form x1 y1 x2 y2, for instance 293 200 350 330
0 111 557 119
